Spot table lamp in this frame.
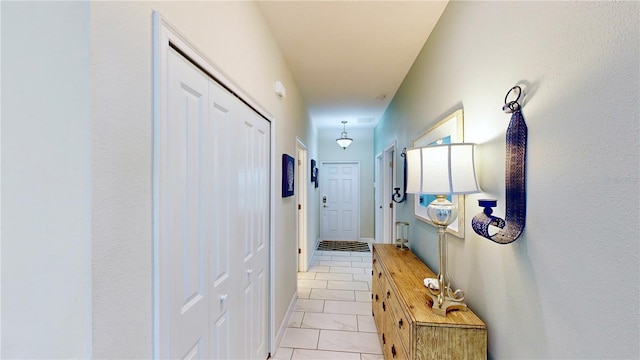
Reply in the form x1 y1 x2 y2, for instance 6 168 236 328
406 143 480 316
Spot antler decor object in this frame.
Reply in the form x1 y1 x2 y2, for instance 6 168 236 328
472 85 528 244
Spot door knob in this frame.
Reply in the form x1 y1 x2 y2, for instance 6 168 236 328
247 268 253 275
220 294 228 302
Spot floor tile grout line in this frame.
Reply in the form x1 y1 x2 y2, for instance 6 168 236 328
292 247 381 360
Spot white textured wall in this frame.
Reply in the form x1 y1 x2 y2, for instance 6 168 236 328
90 1 309 357
375 1 639 359
318 127 375 239
1 1 92 357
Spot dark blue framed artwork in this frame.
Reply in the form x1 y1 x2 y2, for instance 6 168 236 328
314 167 319 188
310 159 317 182
282 154 295 197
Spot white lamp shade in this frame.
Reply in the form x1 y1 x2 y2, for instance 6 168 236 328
406 143 480 195
336 137 353 148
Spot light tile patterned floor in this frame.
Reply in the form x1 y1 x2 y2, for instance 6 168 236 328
273 249 384 360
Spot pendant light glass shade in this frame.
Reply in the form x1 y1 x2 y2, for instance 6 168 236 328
336 135 353 149
336 121 353 149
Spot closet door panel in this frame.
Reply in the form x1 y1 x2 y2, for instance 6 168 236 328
231 101 270 359
208 81 270 359
207 81 235 359
163 48 210 359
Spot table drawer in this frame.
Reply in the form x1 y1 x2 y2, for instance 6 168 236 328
383 304 409 360
371 252 386 342
385 285 412 353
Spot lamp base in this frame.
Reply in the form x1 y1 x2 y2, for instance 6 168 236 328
426 287 468 317
425 199 468 317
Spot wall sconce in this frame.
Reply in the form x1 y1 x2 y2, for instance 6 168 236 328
336 120 353 149
392 148 407 203
406 143 481 316
472 85 528 244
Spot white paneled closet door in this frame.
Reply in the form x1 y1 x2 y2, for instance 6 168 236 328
232 92 270 360
207 74 233 360
163 49 211 360
208 80 270 359
159 47 270 360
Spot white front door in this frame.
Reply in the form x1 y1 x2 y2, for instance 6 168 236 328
321 162 360 241
158 47 270 360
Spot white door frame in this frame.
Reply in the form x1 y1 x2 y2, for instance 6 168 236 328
319 161 361 241
382 142 397 244
153 12 276 358
296 139 309 272
374 152 383 243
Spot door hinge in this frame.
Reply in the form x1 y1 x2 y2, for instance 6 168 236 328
389 202 393 209
298 204 302 210
389 161 393 168
298 248 302 254
298 159 302 165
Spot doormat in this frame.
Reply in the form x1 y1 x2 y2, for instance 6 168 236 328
317 240 370 252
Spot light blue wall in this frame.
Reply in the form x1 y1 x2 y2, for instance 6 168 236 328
375 1 639 359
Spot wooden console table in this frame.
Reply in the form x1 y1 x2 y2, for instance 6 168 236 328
372 244 487 359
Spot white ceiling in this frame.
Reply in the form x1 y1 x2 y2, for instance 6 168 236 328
257 0 448 129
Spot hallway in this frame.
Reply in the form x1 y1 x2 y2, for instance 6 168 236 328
273 247 383 359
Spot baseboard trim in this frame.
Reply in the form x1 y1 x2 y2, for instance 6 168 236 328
360 237 374 244
273 291 297 350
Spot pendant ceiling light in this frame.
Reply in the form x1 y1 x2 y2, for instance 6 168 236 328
336 120 353 149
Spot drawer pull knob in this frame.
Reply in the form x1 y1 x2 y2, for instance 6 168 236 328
382 333 386 345
382 302 386 312
386 290 391 299
391 345 397 358
378 271 382 278
375 294 379 302
398 318 403 329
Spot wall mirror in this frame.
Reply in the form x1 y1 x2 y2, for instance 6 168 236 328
413 109 466 238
